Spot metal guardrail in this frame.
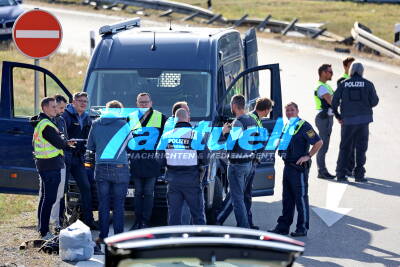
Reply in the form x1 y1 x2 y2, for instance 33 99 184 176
80 0 344 41
351 21 400 59
320 0 400 3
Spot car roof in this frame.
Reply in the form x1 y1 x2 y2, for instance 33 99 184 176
92 27 238 70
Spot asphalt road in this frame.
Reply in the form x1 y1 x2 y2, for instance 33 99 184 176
22 4 400 267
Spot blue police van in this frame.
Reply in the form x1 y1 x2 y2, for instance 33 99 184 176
0 18 282 225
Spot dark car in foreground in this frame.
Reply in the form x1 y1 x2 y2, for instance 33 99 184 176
0 0 23 41
104 225 304 267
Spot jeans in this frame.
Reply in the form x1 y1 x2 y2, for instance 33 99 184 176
167 183 206 225
65 152 94 225
133 176 156 224
217 162 256 226
315 114 333 172
227 161 252 228
38 169 61 236
95 164 129 239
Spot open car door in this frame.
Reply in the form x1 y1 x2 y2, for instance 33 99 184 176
0 61 72 194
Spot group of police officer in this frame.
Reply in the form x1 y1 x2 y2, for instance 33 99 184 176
32 58 378 241
314 58 379 183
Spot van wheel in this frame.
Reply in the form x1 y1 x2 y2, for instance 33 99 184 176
206 176 223 225
151 207 168 226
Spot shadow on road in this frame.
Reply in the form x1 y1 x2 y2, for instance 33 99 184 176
347 177 400 198
298 205 399 267
248 200 400 267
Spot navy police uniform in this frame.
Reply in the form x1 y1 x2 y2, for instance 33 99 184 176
332 73 379 181
160 121 206 225
275 118 320 234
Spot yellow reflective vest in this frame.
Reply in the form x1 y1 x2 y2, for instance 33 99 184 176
33 119 64 159
249 112 262 127
130 109 163 131
314 81 334 110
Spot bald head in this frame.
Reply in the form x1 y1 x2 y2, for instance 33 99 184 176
175 108 189 123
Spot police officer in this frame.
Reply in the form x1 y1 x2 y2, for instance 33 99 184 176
336 57 356 177
217 97 273 229
314 64 335 179
332 62 379 182
129 93 167 229
31 97 75 239
160 108 206 225
337 57 355 86
49 94 68 231
270 102 323 237
62 92 96 229
163 101 192 224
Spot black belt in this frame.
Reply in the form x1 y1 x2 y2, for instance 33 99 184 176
97 163 128 168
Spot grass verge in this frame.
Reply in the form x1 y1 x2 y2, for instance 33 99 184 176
0 194 36 224
175 0 399 43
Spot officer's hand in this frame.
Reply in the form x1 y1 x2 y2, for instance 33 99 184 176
296 155 310 165
338 119 343 125
222 122 232 134
67 141 77 148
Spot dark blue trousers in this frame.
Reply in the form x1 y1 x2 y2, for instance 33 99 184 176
65 152 95 226
38 169 61 236
276 164 309 233
336 123 369 178
167 183 206 225
216 162 256 226
133 176 156 224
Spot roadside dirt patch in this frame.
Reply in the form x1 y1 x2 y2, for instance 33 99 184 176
0 210 70 267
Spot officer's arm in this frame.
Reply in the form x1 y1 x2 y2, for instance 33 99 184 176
86 124 96 151
331 88 342 120
42 126 68 149
321 93 333 105
368 83 379 107
309 139 323 157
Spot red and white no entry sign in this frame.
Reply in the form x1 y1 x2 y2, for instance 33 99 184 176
12 9 63 59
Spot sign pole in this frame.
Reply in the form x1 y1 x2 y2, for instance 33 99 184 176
12 9 63 114
34 59 40 115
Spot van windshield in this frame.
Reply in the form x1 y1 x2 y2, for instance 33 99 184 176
85 69 212 118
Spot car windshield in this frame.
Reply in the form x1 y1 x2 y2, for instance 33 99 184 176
85 69 212 119
0 0 16 6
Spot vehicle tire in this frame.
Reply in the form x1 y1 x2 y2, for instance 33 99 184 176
150 207 168 226
205 176 223 225
64 204 80 227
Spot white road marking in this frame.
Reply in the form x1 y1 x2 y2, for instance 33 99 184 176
312 183 352 227
15 30 60 38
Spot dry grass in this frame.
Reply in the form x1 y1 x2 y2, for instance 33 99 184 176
0 46 89 116
175 0 399 42
0 208 69 267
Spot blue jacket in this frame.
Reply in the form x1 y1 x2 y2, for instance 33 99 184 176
62 104 91 156
86 112 132 165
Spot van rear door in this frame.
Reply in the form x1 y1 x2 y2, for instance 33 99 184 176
243 27 259 101
0 61 71 194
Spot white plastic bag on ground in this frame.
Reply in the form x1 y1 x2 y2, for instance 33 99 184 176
59 220 95 261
